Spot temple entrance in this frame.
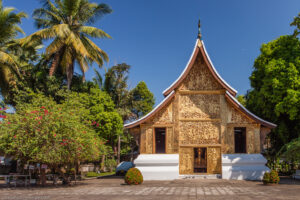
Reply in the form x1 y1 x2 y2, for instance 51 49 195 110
234 127 246 153
194 147 207 173
155 128 166 153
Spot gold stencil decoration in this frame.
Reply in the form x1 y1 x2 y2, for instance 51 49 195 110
179 55 223 91
179 121 220 145
179 94 220 119
179 147 194 174
207 147 221 174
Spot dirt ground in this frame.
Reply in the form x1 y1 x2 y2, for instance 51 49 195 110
0 176 299 200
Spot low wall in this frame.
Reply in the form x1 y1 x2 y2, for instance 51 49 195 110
134 154 179 180
222 154 270 180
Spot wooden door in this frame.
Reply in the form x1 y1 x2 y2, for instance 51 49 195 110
155 128 166 153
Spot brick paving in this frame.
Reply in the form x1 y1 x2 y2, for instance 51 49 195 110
0 177 299 200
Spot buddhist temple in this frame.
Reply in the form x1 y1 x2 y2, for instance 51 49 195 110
124 21 276 180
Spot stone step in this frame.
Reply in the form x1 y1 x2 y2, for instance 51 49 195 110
179 174 221 179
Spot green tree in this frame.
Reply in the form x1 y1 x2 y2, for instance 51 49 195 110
64 88 123 168
278 137 300 162
236 95 246 107
246 35 300 153
104 63 132 121
131 81 155 119
0 0 27 97
0 94 104 184
21 0 112 89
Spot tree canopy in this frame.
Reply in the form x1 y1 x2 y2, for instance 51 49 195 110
246 35 300 152
131 81 155 119
21 0 112 89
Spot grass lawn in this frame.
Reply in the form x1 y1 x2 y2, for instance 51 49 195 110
85 171 115 178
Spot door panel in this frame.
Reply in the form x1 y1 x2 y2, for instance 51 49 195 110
155 128 166 153
207 147 221 174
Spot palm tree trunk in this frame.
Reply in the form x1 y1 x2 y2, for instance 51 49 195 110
66 60 74 90
49 51 62 76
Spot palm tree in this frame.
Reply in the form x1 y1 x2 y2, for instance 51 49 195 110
22 0 112 89
0 0 27 97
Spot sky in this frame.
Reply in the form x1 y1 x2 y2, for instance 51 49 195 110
4 0 300 104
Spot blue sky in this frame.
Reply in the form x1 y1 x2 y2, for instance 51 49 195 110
4 0 300 104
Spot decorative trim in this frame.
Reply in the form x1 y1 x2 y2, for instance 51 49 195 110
180 144 222 147
178 90 225 95
179 118 221 122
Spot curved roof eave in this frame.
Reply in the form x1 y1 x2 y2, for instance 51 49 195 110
124 90 176 129
163 39 237 96
162 39 199 96
225 91 277 129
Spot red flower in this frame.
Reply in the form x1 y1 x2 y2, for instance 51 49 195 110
44 109 49 115
41 106 45 109
96 123 99 127
7 122 11 124
54 134 56 137
13 135 16 138
31 111 38 114
0 115 6 118
92 121 97 125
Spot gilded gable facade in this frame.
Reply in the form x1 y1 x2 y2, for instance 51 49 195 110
125 39 276 175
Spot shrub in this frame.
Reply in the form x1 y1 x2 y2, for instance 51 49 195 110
105 159 117 172
269 170 280 184
124 168 143 185
263 170 280 184
263 172 270 184
85 172 100 177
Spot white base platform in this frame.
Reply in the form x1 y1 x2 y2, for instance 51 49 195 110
134 154 179 180
222 154 270 180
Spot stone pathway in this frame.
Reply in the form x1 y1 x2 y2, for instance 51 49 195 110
0 178 299 200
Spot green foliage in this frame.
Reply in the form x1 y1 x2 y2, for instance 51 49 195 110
104 63 132 121
124 168 143 185
246 35 300 152
0 94 104 166
263 172 270 184
236 95 246 107
63 88 123 157
0 0 28 98
263 170 279 184
21 0 112 89
105 159 117 172
85 171 100 177
131 81 155 119
278 137 300 162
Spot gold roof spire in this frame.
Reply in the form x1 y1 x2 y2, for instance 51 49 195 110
198 19 202 40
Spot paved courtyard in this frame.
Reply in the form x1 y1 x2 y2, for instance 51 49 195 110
0 177 299 200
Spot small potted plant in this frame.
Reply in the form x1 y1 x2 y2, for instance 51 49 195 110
263 170 280 185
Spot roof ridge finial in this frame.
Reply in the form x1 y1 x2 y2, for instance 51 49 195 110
198 19 202 40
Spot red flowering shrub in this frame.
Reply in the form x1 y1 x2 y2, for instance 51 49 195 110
125 168 143 185
0 95 105 167
263 170 280 184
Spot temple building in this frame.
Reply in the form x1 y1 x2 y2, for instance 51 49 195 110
124 22 276 180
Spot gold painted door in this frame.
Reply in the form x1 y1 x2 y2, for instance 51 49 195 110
207 147 221 174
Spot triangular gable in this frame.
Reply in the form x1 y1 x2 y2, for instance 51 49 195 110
163 39 237 96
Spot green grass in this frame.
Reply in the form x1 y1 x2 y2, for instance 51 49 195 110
85 171 115 178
